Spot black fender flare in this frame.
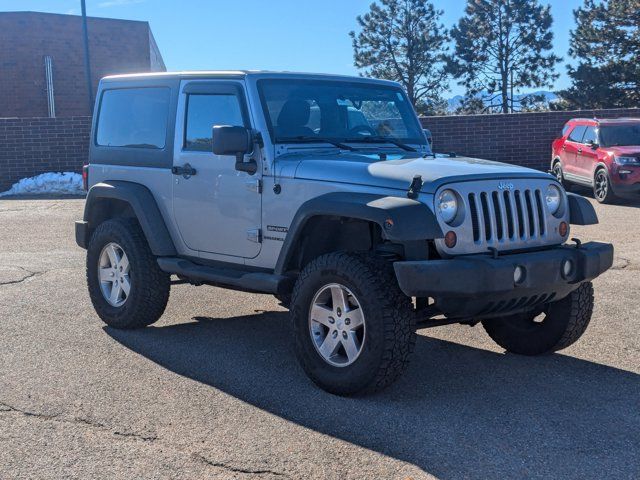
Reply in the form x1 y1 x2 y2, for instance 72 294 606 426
83 181 177 256
567 192 599 225
275 192 443 274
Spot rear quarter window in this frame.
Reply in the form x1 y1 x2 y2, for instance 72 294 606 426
96 87 170 149
562 124 571 137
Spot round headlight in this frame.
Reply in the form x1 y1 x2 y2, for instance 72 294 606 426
545 184 562 216
438 189 458 224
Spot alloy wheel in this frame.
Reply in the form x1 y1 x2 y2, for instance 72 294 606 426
98 242 131 307
309 283 366 367
595 171 608 201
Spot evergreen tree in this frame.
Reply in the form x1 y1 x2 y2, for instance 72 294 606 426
350 0 449 115
449 0 561 113
558 0 640 109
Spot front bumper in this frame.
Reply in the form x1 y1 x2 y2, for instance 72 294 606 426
394 242 614 318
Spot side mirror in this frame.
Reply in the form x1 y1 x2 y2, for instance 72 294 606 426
588 140 599 150
212 125 257 174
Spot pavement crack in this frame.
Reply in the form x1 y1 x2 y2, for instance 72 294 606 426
113 431 158 442
193 454 287 477
0 266 45 286
0 401 60 420
610 257 631 270
0 400 158 443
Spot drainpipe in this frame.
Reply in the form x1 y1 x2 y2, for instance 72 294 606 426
44 55 56 118
81 0 94 112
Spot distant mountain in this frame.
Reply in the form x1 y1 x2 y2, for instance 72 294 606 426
446 90 558 112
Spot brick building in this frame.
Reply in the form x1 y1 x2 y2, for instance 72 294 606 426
0 11 165 118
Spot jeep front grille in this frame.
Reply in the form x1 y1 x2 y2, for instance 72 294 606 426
468 189 546 244
434 178 569 256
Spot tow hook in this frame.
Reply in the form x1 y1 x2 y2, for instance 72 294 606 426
571 238 583 249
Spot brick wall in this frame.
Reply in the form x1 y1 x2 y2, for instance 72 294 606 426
421 108 640 171
2 107 640 193
0 116 91 192
0 11 165 118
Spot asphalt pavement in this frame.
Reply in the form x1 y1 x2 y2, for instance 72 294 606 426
0 195 638 479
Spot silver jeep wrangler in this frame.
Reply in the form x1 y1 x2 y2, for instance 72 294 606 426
76 71 613 395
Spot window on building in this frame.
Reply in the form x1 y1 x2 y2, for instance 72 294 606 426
568 125 587 143
96 87 170 149
184 94 245 151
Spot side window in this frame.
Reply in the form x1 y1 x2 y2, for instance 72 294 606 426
568 125 587 143
184 94 245 152
582 126 597 145
96 87 170 149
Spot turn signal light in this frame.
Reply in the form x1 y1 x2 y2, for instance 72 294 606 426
444 231 457 248
559 221 568 237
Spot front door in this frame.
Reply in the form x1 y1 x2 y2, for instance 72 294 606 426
576 126 599 181
172 81 262 258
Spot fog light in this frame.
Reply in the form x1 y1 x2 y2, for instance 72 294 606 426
562 259 574 278
444 231 457 248
514 265 526 285
559 221 568 237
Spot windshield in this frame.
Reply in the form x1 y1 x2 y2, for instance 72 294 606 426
599 124 640 147
257 79 426 147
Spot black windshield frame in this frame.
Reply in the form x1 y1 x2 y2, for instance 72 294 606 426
256 78 426 147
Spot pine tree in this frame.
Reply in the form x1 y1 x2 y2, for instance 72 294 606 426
558 0 640 109
350 0 449 115
449 0 561 114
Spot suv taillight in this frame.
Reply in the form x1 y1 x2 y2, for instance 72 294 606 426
82 165 89 191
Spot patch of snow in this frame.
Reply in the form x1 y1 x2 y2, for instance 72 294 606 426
0 172 84 197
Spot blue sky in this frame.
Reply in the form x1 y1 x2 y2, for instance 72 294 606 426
1 0 583 96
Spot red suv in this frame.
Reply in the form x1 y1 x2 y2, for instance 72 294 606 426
552 118 640 203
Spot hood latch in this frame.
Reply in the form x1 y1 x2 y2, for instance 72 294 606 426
407 175 423 199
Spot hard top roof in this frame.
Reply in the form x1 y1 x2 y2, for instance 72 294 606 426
101 70 400 87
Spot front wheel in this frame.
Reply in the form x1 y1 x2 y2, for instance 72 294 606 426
594 168 617 204
482 282 594 355
291 252 416 395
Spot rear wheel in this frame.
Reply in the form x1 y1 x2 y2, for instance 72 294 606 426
87 218 170 329
482 282 594 355
552 161 567 189
291 252 415 395
594 168 617 204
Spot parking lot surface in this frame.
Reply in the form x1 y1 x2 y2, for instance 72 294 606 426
1 196 638 479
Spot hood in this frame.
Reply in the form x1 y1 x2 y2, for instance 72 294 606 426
606 146 640 157
292 152 552 194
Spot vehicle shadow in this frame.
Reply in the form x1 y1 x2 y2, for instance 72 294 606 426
570 185 640 209
106 311 640 479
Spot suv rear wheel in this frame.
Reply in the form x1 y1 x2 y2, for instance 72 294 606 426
87 218 170 329
481 282 594 355
552 161 567 189
291 252 416 395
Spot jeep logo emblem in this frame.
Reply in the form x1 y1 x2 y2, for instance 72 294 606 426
498 181 514 191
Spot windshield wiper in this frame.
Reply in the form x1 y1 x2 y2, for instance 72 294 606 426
277 136 354 151
345 136 417 152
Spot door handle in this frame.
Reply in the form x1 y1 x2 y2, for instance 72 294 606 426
171 164 197 178
577 148 583 154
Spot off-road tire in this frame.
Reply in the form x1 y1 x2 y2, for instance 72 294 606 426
291 252 416 395
482 282 594 356
87 218 170 329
